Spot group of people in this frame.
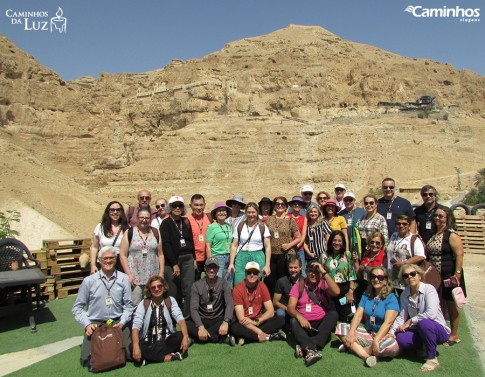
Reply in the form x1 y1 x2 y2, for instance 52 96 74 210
73 179 466 371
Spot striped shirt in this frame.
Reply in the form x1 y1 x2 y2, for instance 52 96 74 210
306 221 332 259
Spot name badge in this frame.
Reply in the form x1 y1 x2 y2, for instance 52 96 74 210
426 221 432 229
363 270 368 280
309 236 314 242
142 248 147 256
274 231 279 239
248 306 253 315
105 296 113 306
180 238 186 247
306 303 312 313
370 315 376 326
226 244 230 252
207 304 213 312
199 235 204 242
386 212 392 220
348 218 353 226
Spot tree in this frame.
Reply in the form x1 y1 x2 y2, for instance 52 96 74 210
474 168 485 187
464 168 485 205
0 210 21 239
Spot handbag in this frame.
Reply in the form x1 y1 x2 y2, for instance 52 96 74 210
451 278 467 308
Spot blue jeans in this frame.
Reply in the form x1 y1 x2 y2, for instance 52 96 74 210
298 249 307 278
214 254 233 284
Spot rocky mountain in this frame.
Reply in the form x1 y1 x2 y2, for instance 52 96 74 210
0 25 484 239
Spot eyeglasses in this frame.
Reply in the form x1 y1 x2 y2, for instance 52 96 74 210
150 284 164 291
138 216 150 221
382 186 395 190
100 256 116 262
422 193 435 197
370 274 386 281
275 202 286 207
155 204 166 209
335 188 345 192
433 214 446 219
139 196 151 200
396 222 409 227
246 269 259 276
364 201 375 206
369 241 382 246
317 197 328 201
343 198 354 203
402 271 418 279
171 203 184 209
109 208 122 213
302 192 312 196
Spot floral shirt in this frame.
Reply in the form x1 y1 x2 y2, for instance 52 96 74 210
128 227 160 285
323 251 357 283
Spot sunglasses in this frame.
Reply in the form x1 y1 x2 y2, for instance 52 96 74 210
433 214 446 219
402 271 418 279
382 186 395 190
422 193 435 197
369 241 382 245
155 204 166 209
109 208 122 213
343 198 354 202
275 202 286 207
335 188 345 192
171 203 184 209
150 284 164 291
291 203 302 207
317 197 328 201
364 201 375 206
139 196 151 200
370 274 386 281
246 269 259 276
302 192 313 196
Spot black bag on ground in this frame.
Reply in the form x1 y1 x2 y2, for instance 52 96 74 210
91 324 126 372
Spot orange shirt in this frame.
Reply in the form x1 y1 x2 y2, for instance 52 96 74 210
187 214 210 262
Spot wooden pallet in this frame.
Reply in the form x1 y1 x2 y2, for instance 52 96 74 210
57 285 82 299
456 215 485 254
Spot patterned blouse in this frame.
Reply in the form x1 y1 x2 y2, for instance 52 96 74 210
128 227 160 285
323 250 357 284
357 213 389 242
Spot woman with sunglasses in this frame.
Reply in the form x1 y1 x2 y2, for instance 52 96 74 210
357 195 388 252
89 201 129 274
206 202 233 281
321 199 349 250
132 276 189 365
304 204 331 262
390 264 450 372
336 267 399 368
316 191 331 211
120 207 165 306
287 196 308 277
426 207 466 346
386 215 425 292
151 198 168 229
265 196 301 296
323 230 357 322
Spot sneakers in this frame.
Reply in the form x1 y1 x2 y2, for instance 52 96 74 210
338 344 348 353
223 335 236 347
365 356 377 368
294 345 303 358
304 349 322 366
268 330 287 341
237 338 245 346
171 352 183 362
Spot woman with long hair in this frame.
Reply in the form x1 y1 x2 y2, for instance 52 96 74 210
303 204 331 263
131 276 189 365
427 206 466 345
89 201 129 274
357 195 388 252
336 266 399 368
323 230 357 322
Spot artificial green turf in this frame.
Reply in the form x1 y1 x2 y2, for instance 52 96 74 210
1 298 483 377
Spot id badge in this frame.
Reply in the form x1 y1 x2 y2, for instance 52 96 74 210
309 236 314 242
386 212 392 220
274 231 279 239
426 221 432 230
370 316 376 326
248 306 253 315
306 303 312 313
207 304 213 312
199 234 204 242
142 248 148 256
105 296 113 306
348 218 353 226
180 238 186 247
363 270 368 280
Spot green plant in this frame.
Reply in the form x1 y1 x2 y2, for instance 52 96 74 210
443 113 449 120
464 168 485 205
0 210 21 239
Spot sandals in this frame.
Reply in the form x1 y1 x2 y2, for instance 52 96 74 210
294 345 303 358
444 339 461 347
421 359 440 372
304 348 322 366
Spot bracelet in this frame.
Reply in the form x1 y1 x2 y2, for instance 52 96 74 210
455 270 462 274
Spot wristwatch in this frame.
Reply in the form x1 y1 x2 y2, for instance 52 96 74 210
455 270 462 274
254 318 260 326
224 317 231 323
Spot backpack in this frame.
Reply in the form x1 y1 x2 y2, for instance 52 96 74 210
297 277 333 311
143 297 176 327
90 324 126 372
127 227 160 245
410 234 441 291
237 222 265 245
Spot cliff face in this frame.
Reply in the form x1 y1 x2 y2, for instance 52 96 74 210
0 25 484 236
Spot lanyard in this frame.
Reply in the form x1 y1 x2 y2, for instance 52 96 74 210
99 271 117 295
371 298 380 316
219 224 231 243
171 217 184 238
138 228 150 248
194 215 206 234
246 283 258 303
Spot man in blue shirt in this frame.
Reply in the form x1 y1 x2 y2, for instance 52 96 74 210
377 178 416 237
73 246 133 367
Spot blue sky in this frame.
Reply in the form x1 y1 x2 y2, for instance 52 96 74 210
1 0 483 81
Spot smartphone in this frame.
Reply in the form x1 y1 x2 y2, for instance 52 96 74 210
443 279 451 287
339 296 347 305
309 327 319 334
